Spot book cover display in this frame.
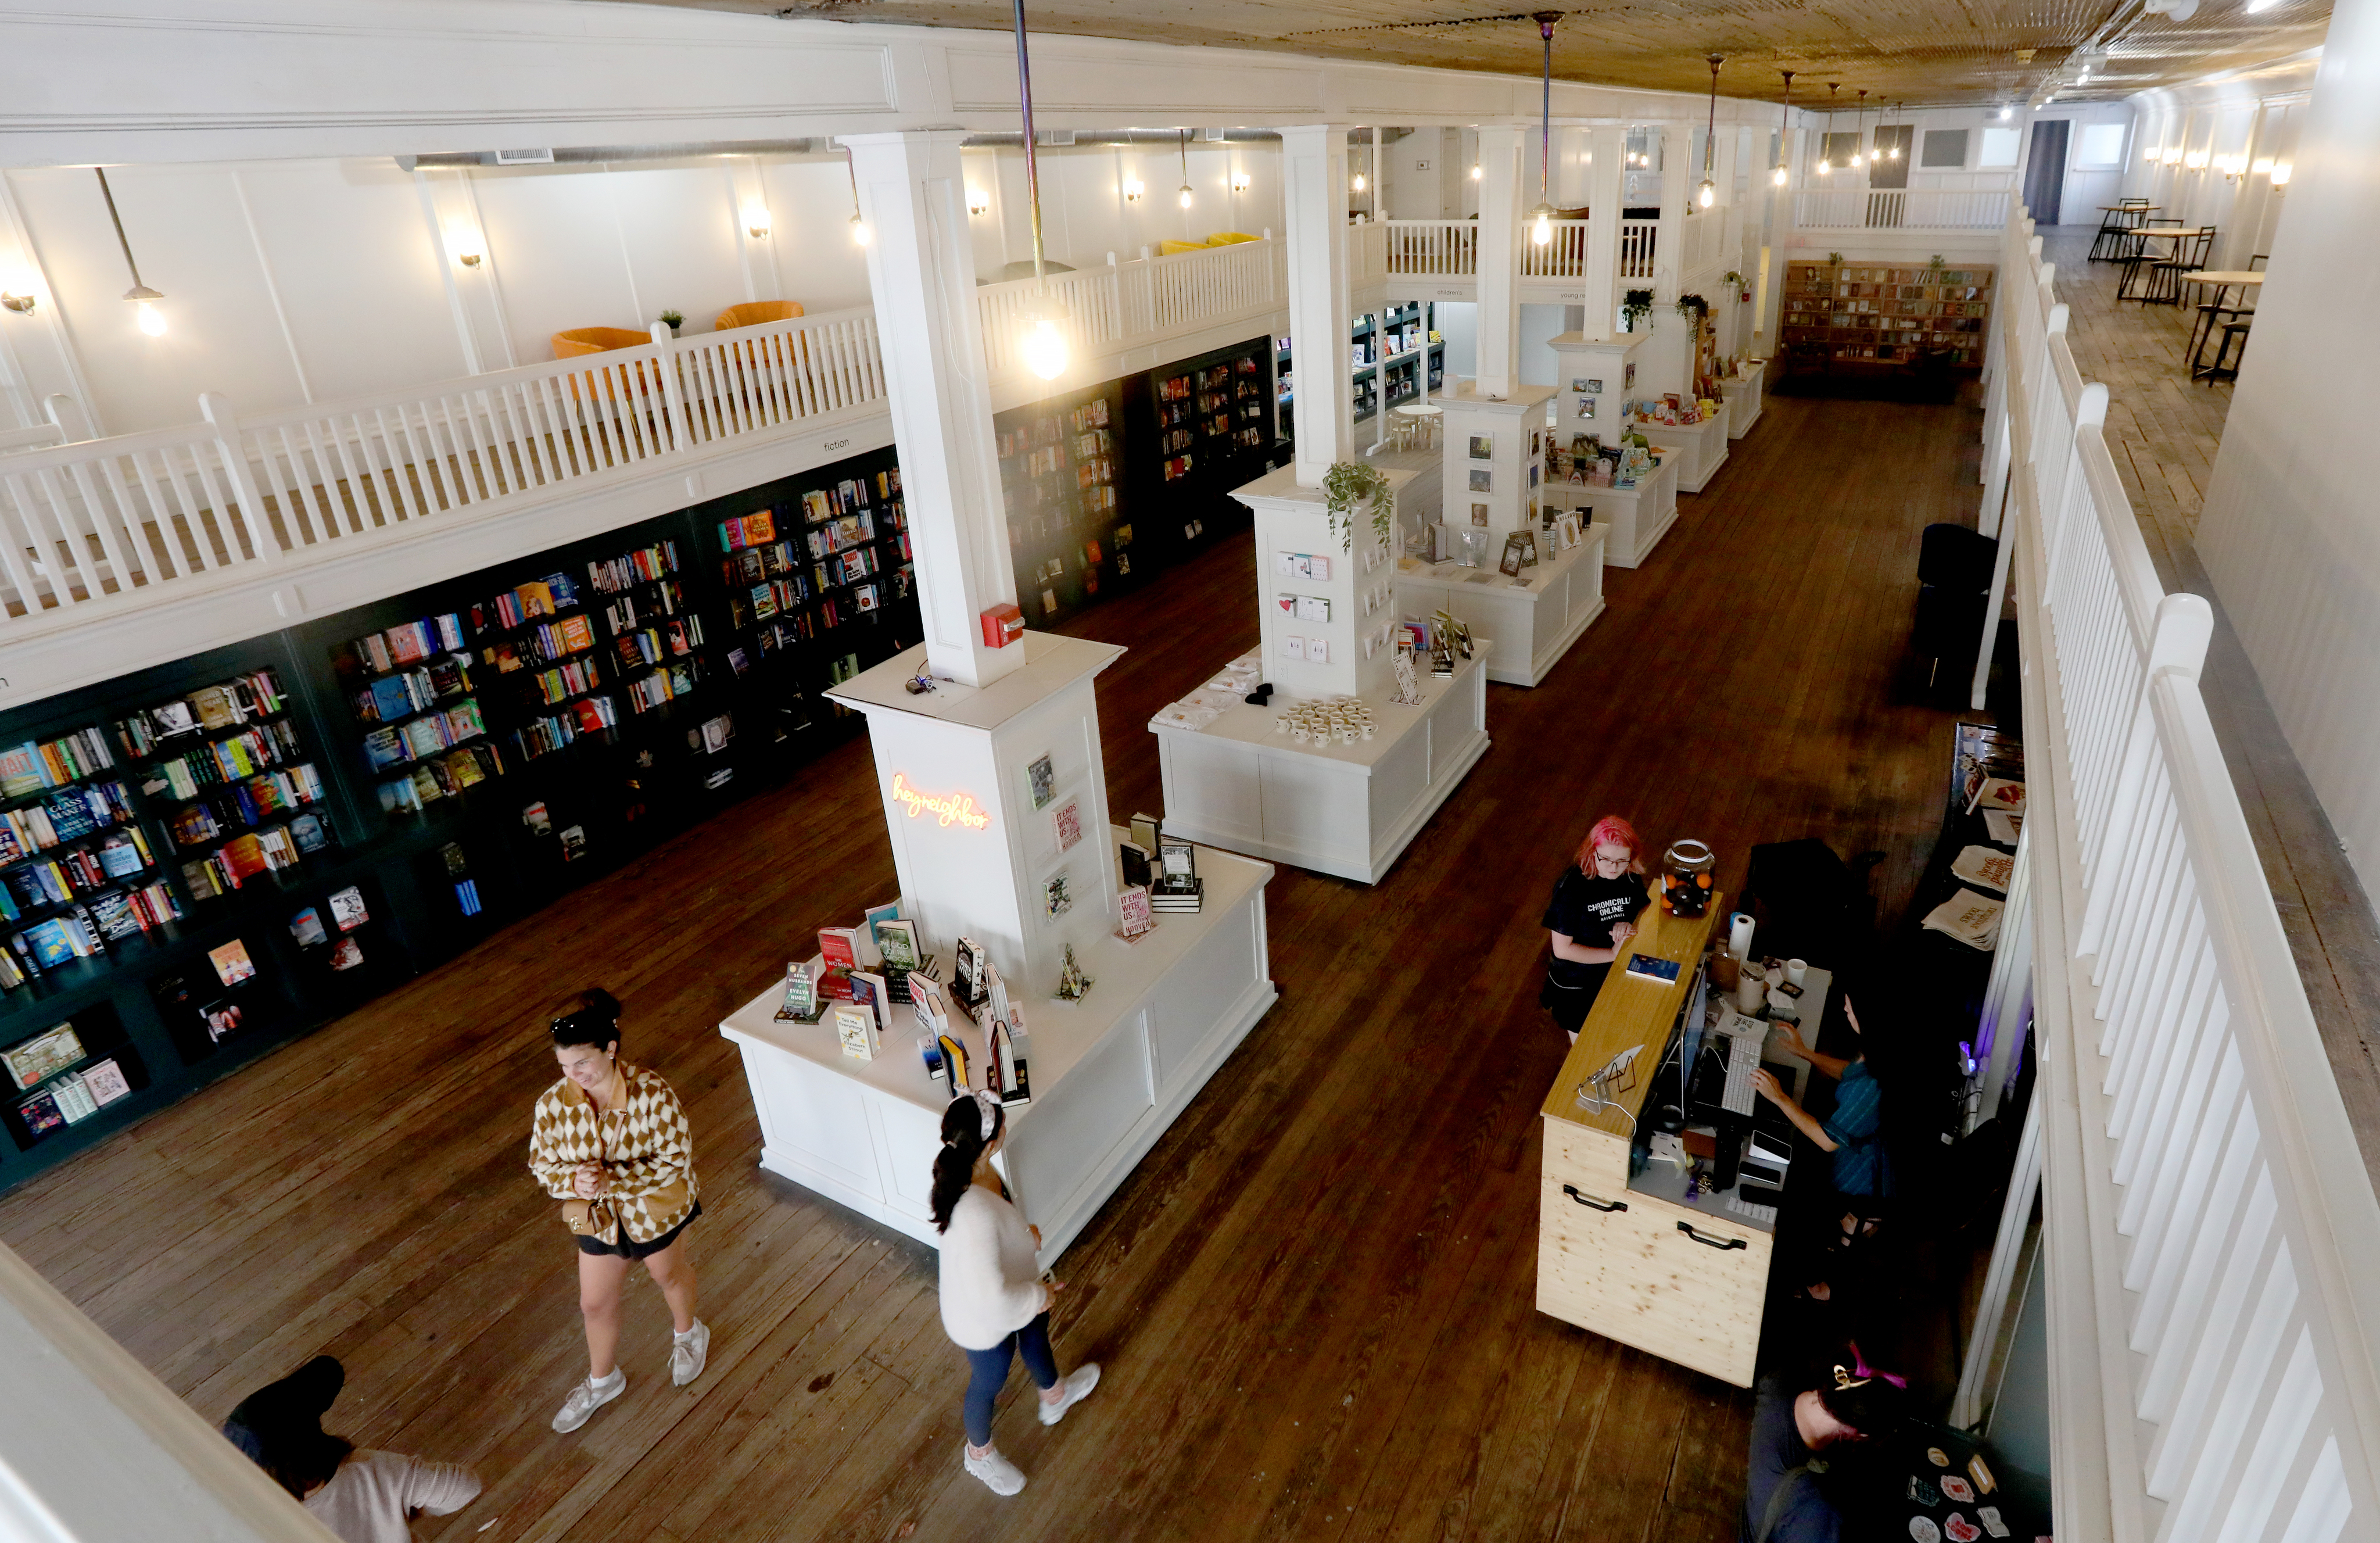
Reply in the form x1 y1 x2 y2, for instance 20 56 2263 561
1780 261 1996 368
998 382 1130 625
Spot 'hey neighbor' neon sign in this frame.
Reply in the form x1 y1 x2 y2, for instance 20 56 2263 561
890 772 992 830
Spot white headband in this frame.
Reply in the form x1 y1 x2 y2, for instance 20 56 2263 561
973 1086 1000 1140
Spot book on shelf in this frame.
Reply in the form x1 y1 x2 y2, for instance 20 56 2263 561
50 1075 99 1125
937 1029 971 1091
832 1003 879 1062
80 1058 131 1107
4 1022 87 1090
874 918 921 973
208 938 258 987
951 936 988 1008
17 1089 65 1139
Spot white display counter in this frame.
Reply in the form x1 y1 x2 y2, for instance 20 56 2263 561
1644 413 1729 494
1396 522 1610 686
1721 360 1765 439
1152 646 1490 885
719 834 1277 1261
1545 451 1679 570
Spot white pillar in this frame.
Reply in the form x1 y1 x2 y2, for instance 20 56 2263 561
1475 124 1523 399
1582 126 1628 338
844 130 1023 689
1652 125 1686 304
1279 124 1355 488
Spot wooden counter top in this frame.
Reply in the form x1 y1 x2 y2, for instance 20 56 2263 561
1540 886 1723 1138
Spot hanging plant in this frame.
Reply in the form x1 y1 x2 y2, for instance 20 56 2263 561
1826 252 1844 266
1322 461 1393 554
1926 253 1949 282
1620 288 1655 331
1722 270 1744 287
1675 293 1710 320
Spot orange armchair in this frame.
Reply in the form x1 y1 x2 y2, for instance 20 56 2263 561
715 300 804 331
551 327 653 360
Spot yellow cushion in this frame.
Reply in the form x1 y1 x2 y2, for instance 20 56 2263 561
714 300 804 331
1157 239 1208 256
1205 231 1260 246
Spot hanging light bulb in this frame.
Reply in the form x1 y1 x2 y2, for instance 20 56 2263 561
1818 84 1840 175
1531 206 1554 245
132 291 167 336
1470 161 1483 181
1012 0 1067 383
842 147 870 245
1528 11 1560 247
1887 102 1903 159
94 169 169 341
1772 70 1794 188
1696 54 1722 210
1177 128 1193 211
1848 89 1867 168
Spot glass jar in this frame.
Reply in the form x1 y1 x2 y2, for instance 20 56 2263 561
1660 839 1716 918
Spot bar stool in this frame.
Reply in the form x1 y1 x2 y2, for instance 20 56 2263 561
2144 227 2217 306
2187 253 2266 363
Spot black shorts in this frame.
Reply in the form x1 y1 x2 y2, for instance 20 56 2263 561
1540 965 1611 1035
575 1200 701 1260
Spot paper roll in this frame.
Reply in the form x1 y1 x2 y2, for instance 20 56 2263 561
1735 972 1766 1012
1728 912 1755 960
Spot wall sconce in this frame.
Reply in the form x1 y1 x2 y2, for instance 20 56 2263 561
1123 176 1144 202
2271 162 2292 187
2144 146 2161 163
743 206 772 239
443 226 486 267
1 288 33 315
967 187 990 216
1231 169 1252 192
2163 146 2182 166
2252 156 2274 177
1470 162 1482 181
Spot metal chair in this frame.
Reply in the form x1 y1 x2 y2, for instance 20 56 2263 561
2089 199 2153 262
2199 319 2251 385
2115 218 2185 301
2187 254 2267 364
2145 227 2218 306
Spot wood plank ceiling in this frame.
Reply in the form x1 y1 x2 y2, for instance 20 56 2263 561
615 0 2332 106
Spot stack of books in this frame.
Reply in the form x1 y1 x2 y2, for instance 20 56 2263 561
1149 879 1203 914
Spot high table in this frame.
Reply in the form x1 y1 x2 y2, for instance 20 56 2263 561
2181 271 2263 375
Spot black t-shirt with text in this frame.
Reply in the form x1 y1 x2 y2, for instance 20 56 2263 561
1542 868 1650 988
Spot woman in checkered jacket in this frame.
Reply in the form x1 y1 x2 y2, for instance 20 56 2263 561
528 989 710 1434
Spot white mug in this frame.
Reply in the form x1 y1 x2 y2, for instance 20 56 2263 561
1785 958 1808 987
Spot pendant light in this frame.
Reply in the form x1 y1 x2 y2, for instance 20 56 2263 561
1818 84 1838 176
1177 130 1193 210
1696 55 1722 209
1011 0 1068 381
1528 10 1561 246
95 169 166 336
1848 89 1868 169
1886 102 1903 160
1772 70 1794 187
1352 128 1368 195
843 146 871 246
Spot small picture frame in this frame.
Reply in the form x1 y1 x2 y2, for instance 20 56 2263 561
1468 468 1492 493
1584 377 1604 394
1578 396 1597 419
1469 502 1490 526
1468 434 1493 460
1623 361 1636 389
1026 753 1056 810
1530 429 1542 456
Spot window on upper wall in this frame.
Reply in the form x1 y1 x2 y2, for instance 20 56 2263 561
2074 123 2128 169
1820 132 1862 169
1922 129 1971 168
1978 127 2022 167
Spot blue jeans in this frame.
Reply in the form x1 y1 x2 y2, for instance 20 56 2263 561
962 1312 1059 1447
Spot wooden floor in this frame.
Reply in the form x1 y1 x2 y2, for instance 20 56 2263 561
0 386 1991 1543
2048 225 2380 1180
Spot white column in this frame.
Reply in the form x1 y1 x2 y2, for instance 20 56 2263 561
1582 126 1628 339
1475 124 1523 399
1279 124 1355 488
1652 125 1686 304
844 130 1022 689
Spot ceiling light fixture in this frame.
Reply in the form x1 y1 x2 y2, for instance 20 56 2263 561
1849 89 1868 169
843 146 870 246
1772 70 1794 187
1819 84 1839 176
1697 55 1722 209
1011 0 1069 381
1999 105 2013 120
1177 129 1193 210
2246 0 2279 13
1529 12 1561 246
95 167 166 337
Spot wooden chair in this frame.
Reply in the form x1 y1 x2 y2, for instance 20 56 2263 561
2144 227 2217 306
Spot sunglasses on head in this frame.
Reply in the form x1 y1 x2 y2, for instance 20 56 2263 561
552 1007 617 1043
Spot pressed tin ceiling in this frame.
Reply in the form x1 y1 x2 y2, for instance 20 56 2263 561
612 0 2331 106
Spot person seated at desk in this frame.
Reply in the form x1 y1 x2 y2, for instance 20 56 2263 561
1540 815 1651 1043
1752 996 1891 1301
1742 1347 1908 1543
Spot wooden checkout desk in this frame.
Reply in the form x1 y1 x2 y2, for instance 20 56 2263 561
1537 890 1819 1388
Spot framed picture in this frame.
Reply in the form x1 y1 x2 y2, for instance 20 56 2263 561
1623 361 1636 389
1468 468 1492 493
1468 434 1493 460
1578 396 1597 419
1584 377 1605 394
1469 502 1490 526
1530 429 1542 456
1026 753 1056 809
1570 377 1590 393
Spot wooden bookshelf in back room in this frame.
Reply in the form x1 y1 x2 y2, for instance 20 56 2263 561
997 379 1130 627
1780 260 1996 368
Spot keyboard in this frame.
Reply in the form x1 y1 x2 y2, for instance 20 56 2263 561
1720 1034 1759 1115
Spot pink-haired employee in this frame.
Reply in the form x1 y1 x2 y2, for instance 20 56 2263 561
1541 815 1653 1041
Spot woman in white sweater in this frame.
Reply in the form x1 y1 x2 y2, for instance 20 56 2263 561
933 1088 1100 1495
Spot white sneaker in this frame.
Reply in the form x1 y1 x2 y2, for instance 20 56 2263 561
963 1442 1027 1496
671 1319 711 1387
1037 1363 1101 1426
552 1369 625 1433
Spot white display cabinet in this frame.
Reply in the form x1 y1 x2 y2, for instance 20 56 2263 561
1235 462 1413 701
1722 360 1765 439
1396 522 1610 686
1435 382 1561 545
1544 447 1678 570
1655 412 1731 493
1548 332 1647 444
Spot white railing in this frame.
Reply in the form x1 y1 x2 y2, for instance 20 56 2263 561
1793 187 2009 231
1382 220 1478 278
1619 219 1659 281
2 239 1289 631
1680 206 1729 278
1990 203 2380 1541
1518 219 1593 280
1349 220 1389 289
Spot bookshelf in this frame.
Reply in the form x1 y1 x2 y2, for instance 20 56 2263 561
1276 304 1442 440
1780 261 1995 367
998 381 1130 626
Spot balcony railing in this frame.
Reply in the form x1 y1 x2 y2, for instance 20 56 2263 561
1382 220 1478 278
1619 219 1659 281
1981 203 2380 1538
0 238 1287 644
1519 219 1594 280
1793 188 2008 231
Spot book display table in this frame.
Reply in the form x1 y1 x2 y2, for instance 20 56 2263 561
721 833 1275 1259
1395 522 1610 687
1150 646 1490 885
1643 413 1729 494
1721 360 1765 439
1544 451 1678 570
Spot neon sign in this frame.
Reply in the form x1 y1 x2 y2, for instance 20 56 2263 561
890 772 991 830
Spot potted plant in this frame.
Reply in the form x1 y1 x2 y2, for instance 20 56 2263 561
1925 254 1949 284
1322 460 1393 554
1675 293 1709 321
659 309 684 336
1723 269 1750 303
1620 288 1655 332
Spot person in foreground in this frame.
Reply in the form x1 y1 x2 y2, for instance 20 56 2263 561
933 1087 1100 1495
1741 1348 1907 1543
223 1355 481 1543
528 987 710 1434
1542 814 1651 1042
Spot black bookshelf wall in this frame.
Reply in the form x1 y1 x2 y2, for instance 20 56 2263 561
0 449 919 1190
999 334 1279 628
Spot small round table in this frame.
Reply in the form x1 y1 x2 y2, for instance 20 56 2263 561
2181 271 2265 377
1394 402 1443 451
